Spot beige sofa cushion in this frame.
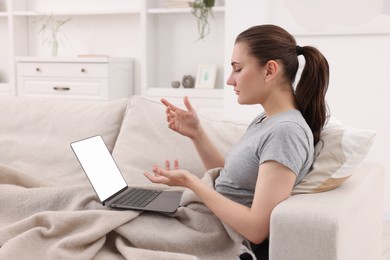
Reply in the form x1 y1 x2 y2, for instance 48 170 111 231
0 97 128 185
292 117 376 194
112 96 247 186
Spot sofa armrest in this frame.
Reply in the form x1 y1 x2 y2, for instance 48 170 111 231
269 162 384 260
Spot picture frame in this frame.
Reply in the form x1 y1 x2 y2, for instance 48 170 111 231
195 64 217 89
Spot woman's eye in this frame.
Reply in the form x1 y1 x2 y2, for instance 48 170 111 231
234 68 242 72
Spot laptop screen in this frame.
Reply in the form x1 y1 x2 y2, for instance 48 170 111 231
71 135 127 202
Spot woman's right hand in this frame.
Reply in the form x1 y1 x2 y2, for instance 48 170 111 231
161 96 201 139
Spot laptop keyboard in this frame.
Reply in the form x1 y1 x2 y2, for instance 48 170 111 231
112 188 162 208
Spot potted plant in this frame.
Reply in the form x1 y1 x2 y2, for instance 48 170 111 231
189 0 215 40
33 15 72 57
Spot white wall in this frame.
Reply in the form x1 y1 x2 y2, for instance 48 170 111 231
224 0 390 219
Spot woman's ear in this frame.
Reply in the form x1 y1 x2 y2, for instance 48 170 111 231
265 60 278 81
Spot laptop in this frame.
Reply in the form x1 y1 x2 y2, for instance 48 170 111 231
70 135 182 213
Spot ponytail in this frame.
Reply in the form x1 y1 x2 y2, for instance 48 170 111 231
236 24 330 145
295 46 329 144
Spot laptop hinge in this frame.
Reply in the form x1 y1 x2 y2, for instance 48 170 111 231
102 186 128 206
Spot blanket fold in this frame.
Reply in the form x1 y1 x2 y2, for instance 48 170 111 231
0 165 248 259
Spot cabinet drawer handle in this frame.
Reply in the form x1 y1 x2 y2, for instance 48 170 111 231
81 68 86 73
53 86 70 91
36 68 41 72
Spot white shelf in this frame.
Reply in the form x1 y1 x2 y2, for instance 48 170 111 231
1 0 226 115
12 9 140 16
143 87 224 120
147 6 225 14
143 87 224 99
143 2 225 94
15 56 130 63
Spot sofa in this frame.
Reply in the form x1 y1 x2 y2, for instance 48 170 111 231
0 95 384 259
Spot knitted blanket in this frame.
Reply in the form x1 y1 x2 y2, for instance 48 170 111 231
0 165 249 259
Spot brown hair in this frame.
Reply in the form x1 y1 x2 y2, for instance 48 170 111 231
235 24 329 144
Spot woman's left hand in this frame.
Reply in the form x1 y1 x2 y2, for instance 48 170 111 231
144 160 194 187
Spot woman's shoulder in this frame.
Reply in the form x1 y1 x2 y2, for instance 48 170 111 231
268 110 307 127
247 110 311 137
266 110 312 139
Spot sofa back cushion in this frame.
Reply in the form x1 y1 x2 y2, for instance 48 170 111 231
0 97 128 185
112 96 248 186
112 97 376 194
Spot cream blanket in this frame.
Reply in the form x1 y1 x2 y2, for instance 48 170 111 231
0 165 249 259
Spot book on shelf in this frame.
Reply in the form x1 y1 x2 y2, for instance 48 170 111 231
77 54 110 58
164 0 190 8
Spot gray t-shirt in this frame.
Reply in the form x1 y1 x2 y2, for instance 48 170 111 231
215 109 314 207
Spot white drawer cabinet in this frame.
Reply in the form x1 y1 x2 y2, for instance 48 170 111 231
16 57 133 100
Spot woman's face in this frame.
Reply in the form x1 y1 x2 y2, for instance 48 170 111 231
226 42 269 105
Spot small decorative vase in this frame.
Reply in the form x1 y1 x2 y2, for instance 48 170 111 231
51 35 59 57
182 75 195 88
171 81 180 88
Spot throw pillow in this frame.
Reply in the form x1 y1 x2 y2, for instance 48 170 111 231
292 116 376 194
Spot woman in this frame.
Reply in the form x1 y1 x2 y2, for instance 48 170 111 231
144 24 329 257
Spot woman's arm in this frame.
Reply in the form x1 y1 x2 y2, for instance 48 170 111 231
190 124 225 170
144 160 296 244
161 97 224 169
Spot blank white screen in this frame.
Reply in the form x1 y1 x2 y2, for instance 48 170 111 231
71 135 127 202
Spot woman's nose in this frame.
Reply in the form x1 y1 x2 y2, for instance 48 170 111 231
226 73 235 86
